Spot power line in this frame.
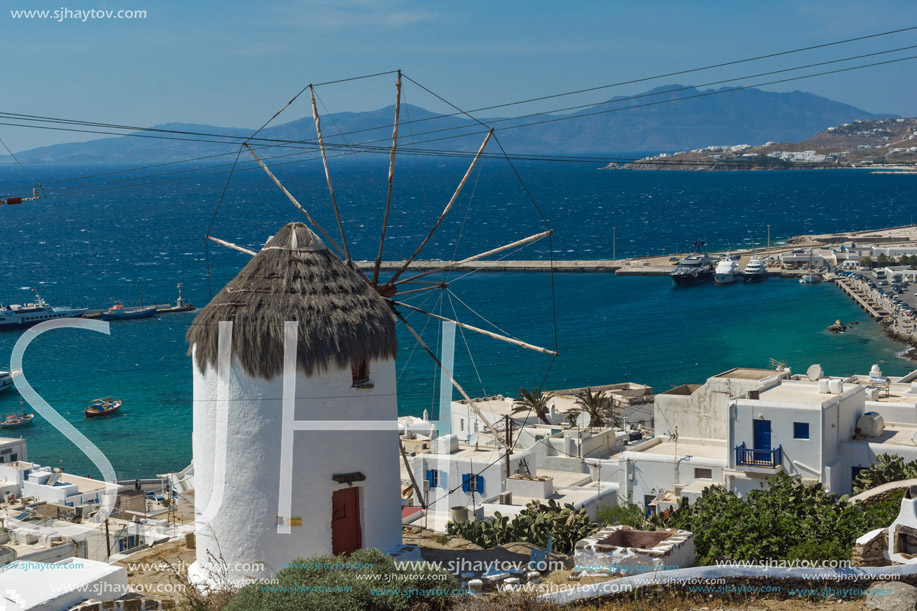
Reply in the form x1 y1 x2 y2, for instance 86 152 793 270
0 43 914 200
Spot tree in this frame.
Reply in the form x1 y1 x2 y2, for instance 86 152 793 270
512 387 553 425
569 387 616 428
877 253 890 266
860 255 874 268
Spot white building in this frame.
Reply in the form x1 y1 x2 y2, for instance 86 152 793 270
188 223 404 585
621 366 917 511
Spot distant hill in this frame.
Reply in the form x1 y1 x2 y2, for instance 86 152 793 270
2 85 894 164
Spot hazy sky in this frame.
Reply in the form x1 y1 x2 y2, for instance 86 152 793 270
3 0 917 150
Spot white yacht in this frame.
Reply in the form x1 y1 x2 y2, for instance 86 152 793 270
743 256 768 283
0 293 87 330
714 258 739 284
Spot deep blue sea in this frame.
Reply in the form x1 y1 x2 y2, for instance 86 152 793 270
0 157 915 478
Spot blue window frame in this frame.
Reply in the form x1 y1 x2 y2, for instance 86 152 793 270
425 469 443 488
462 474 484 494
793 422 810 439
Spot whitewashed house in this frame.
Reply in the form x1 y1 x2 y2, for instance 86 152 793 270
621 366 917 511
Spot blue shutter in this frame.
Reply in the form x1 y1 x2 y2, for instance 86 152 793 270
426 469 434 487
462 473 472 492
476 475 484 495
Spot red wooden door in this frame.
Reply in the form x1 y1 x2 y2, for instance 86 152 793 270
332 488 362 556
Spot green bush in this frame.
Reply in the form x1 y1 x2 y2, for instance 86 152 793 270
596 498 647 529
853 454 917 494
785 540 848 563
447 499 597 554
651 472 902 565
224 548 459 611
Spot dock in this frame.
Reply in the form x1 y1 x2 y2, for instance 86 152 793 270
833 277 889 320
355 260 622 273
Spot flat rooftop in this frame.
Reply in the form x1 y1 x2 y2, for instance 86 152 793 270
630 439 726 460
715 368 780 381
756 380 859 406
0 437 24 444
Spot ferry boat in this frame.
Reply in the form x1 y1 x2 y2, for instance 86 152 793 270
85 397 122 418
0 371 12 393
743 256 768 283
100 303 158 321
0 293 87 330
714 258 740 284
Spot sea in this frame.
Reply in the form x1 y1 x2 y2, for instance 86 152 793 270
0 157 914 478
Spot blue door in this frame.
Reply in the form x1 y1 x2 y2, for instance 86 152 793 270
753 419 771 464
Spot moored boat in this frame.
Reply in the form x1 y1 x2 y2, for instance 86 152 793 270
714 257 739 284
1 403 33 428
0 292 87 331
0 370 12 393
743 256 768 283
85 397 122 418
100 303 158 321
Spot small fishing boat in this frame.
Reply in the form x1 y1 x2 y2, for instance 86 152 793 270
0 370 13 393
100 303 157 321
1 403 33 428
85 397 122 418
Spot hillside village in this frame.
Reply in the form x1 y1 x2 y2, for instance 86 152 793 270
613 118 917 170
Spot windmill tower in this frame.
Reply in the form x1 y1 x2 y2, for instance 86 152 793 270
191 72 557 584
187 223 403 584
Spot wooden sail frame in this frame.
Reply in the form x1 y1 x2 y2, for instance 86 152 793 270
208 73 558 449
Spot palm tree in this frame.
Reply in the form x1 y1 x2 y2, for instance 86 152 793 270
512 387 553 425
570 387 616 428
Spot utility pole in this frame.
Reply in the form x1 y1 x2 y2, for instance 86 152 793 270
104 518 111 561
767 224 771 254
504 415 513 478
612 226 616 261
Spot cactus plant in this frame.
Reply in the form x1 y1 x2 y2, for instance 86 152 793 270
446 500 598 553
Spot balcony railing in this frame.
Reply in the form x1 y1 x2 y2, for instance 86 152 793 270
735 443 782 468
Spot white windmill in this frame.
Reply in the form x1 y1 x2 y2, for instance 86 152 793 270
188 72 557 585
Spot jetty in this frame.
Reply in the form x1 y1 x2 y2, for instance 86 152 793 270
834 277 889 320
355 260 622 273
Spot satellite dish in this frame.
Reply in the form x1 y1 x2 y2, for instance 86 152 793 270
576 412 592 429
468 433 480 447
806 364 824 381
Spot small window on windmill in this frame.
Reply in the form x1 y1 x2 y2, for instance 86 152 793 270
351 359 372 389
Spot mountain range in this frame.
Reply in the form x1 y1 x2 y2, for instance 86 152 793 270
4 85 894 164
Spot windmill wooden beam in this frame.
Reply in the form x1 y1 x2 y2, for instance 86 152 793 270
391 299 558 356
393 229 553 286
310 85 352 263
244 144 346 259
373 71 402 285
393 309 506 447
387 129 493 285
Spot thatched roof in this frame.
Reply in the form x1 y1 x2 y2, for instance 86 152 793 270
187 222 397 380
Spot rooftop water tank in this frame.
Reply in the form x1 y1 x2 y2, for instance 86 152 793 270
856 412 885 438
818 379 830 394
865 387 880 401
870 364 883 378
829 379 843 394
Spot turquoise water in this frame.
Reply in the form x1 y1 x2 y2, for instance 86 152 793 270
0 161 914 477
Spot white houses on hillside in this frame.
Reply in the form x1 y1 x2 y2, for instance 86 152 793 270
187 223 403 585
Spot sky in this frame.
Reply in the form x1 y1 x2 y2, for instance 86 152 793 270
3 0 917 151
